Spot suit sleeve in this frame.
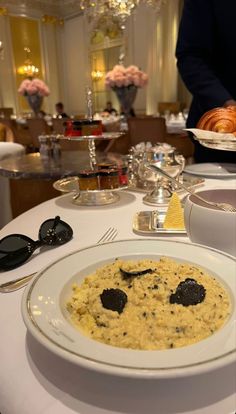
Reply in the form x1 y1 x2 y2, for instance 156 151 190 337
176 0 232 110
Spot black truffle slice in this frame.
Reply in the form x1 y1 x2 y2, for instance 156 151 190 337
169 278 206 307
100 288 127 314
120 268 154 279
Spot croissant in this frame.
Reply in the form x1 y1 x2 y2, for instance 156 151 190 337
197 107 236 136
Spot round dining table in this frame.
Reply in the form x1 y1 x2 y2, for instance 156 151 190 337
0 151 125 180
0 175 235 414
0 142 25 229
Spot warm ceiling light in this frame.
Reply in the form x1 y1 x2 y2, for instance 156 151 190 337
80 0 166 30
17 47 39 77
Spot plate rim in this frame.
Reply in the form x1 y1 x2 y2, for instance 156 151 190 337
59 132 123 141
184 163 236 178
53 176 79 193
22 238 236 379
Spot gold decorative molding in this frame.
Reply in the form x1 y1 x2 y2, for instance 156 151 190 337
0 7 8 15
9 15 43 111
0 1 82 18
41 14 64 25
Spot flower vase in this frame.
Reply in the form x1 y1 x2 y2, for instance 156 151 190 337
26 94 43 116
113 85 137 119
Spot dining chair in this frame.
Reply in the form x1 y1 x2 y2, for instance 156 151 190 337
0 107 14 118
0 122 15 142
60 139 89 151
164 132 194 161
52 118 69 134
27 118 51 150
0 119 34 152
127 116 167 147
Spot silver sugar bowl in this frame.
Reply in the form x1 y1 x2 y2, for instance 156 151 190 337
134 148 184 205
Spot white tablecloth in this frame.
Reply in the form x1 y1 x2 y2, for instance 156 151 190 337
0 142 25 229
166 119 186 134
0 178 235 414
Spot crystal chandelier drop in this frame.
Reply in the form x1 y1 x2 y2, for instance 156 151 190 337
17 48 39 78
109 0 138 29
80 0 166 30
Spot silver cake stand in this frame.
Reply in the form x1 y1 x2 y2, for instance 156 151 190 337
72 187 127 206
57 132 127 206
59 132 123 169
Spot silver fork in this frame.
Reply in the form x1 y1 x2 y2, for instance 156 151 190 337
0 227 118 293
96 227 118 244
149 164 236 212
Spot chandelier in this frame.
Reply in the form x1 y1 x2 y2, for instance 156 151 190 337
17 47 39 77
80 0 166 30
109 0 137 29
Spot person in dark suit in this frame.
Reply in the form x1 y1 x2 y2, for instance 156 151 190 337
103 101 118 115
55 102 69 118
176 0 236 163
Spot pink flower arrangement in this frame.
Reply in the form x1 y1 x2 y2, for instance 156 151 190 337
105 64 148 89
18 78 50 97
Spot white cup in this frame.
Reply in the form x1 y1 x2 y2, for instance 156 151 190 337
184 189 236 257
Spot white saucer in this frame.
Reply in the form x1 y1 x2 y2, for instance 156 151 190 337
184 163 236 178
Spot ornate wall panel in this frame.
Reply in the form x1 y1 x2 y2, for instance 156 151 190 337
61 15 90 116
0 14 16 110
9 16 42 112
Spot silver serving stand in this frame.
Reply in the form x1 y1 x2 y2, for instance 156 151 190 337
72 187 126 206
58 132 126 206
59 132 123 169
133 211 186 235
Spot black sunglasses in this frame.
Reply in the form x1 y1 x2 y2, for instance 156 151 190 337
0 216 73 271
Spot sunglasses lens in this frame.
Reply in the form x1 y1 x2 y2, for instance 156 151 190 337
39 217 73 245
0 235 34 271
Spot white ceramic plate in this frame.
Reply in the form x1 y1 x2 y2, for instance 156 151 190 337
22 239 236 379
185 128 236 151
184 163 236 178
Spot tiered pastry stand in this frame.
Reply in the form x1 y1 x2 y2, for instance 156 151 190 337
57 132 127 206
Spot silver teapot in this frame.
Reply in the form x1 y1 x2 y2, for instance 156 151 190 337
138 149 182 181
129 147 184 205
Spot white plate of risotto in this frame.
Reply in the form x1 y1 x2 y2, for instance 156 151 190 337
22 239 236 379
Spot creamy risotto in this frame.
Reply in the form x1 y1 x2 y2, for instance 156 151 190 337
66 257 231 350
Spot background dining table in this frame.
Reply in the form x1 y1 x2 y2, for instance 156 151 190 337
0 150 126 218
0 175 235 414
0 142 25 229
